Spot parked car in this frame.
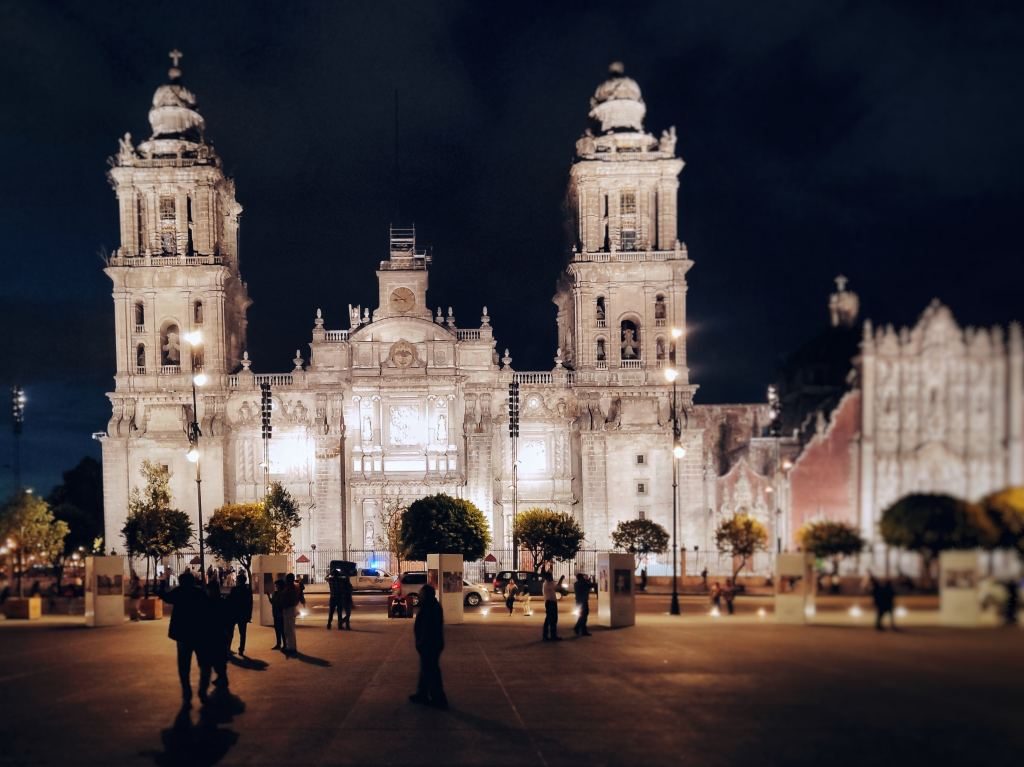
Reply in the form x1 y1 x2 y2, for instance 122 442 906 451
390 571 491 607
492 570 569 598
327 560 393 592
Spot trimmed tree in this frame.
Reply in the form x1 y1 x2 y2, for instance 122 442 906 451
714 514 768 582
979 487 1024 557
400 494 491 562
264 482 302 553
48 456 105 591
375 498 408 574
513 508 585 573
879 493 990 584
797 520 865 575
0 491 70 597
121 461 193 595
205 503 277 581
611 519 669 562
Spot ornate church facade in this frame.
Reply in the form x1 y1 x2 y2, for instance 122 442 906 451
100 59 741 569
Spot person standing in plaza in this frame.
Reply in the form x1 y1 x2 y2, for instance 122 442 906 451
870 575 896 631
269 578 286 650
542 571 562 641
505 578 519 616
723 579 736 615
710 581 722 611
281 573 302 656
159 570 211 707
573 572 592 636
326 568 343 630
228 570 253 655
409 584 448 709
338 574 354 630
204 580 231 691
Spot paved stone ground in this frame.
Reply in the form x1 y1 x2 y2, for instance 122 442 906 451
0 595 1020 766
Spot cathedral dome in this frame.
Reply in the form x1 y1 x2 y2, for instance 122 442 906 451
589 62 646 133
147 54 205 141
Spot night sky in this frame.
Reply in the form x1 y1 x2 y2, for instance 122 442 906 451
2 1 1023 498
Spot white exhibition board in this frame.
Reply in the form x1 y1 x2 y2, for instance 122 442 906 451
253 554 292 627
596 552 636 628
940 550 981 626
427 553 464 625
85 555 126 627
775 552 814 624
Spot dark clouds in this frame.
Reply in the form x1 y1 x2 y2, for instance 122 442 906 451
2 0 1023 495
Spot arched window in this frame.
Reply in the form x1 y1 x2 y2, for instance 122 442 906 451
654 294 667 325
656 337 667 361
595 338 607 363
160 322 180 367
191 344 204 371
193 301 203 324
620 319 641 361
134 302 145 329
595 296 606 326
135 343 146 373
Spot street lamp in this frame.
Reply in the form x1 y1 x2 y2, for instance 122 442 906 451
183 331 205 580
664 359 685 616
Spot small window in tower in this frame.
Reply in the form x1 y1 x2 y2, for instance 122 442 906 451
621 190 636 215
159 197 176 221
638 510 647 521
637 482 647 495
635 454 645 465
595 296 606 326
136 343 146 374
620 319 641 361
656 337 667 361
134 302 145 331
596 338 606 363
193 301 204 324
191 344 204 372
160 322 181 367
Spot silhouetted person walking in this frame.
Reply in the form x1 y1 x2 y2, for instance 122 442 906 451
204 581 231 690
870 575 896 631
160 571 211 707
573 573 592 636
338 574 354 630
542 571 561 641
409 584 447 709
723 579 736 615
228 571 253 655
1002 579 1020 626
269 578 286 650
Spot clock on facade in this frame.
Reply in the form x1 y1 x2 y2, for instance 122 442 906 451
390 287 415 312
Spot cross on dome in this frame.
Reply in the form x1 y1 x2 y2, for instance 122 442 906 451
169 49 183 67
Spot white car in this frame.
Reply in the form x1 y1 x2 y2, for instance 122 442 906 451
391 571 491 607
327 561 392 592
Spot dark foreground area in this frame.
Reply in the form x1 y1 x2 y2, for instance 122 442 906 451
0 596 1020 767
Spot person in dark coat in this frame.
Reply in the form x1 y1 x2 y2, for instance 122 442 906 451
228 570 253 655
338 574 354 630
573 573 592 636
326 569 343 630
870 575 896 631
159 570 211 706
409 584 447 709
269 578 286 650
204 580 231 690
505 579 519 616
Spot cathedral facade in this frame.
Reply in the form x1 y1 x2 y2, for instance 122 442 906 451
100 59 745 569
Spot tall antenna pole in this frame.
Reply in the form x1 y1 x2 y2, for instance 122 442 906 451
11 386 25 490
393 88 401 221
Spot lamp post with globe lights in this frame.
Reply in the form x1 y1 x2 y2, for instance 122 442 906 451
183 331 207 579
664 360 685 616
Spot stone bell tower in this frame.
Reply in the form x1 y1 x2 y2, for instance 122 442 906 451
554 62 692 384
105 50 250 386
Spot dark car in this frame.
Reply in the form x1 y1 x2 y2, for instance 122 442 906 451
328 560 358 577
492 570 569 598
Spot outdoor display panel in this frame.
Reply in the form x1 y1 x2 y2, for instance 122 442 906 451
775 552 815 624
85 555 126 627
427 553 464 625
596 552 635 628
253 554 292 627
940 550 981 627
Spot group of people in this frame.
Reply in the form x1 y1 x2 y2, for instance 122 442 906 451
159 569 253 707
709 579 739 614
267 573 306 656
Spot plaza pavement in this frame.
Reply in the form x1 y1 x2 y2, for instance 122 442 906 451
0 595 1020 767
